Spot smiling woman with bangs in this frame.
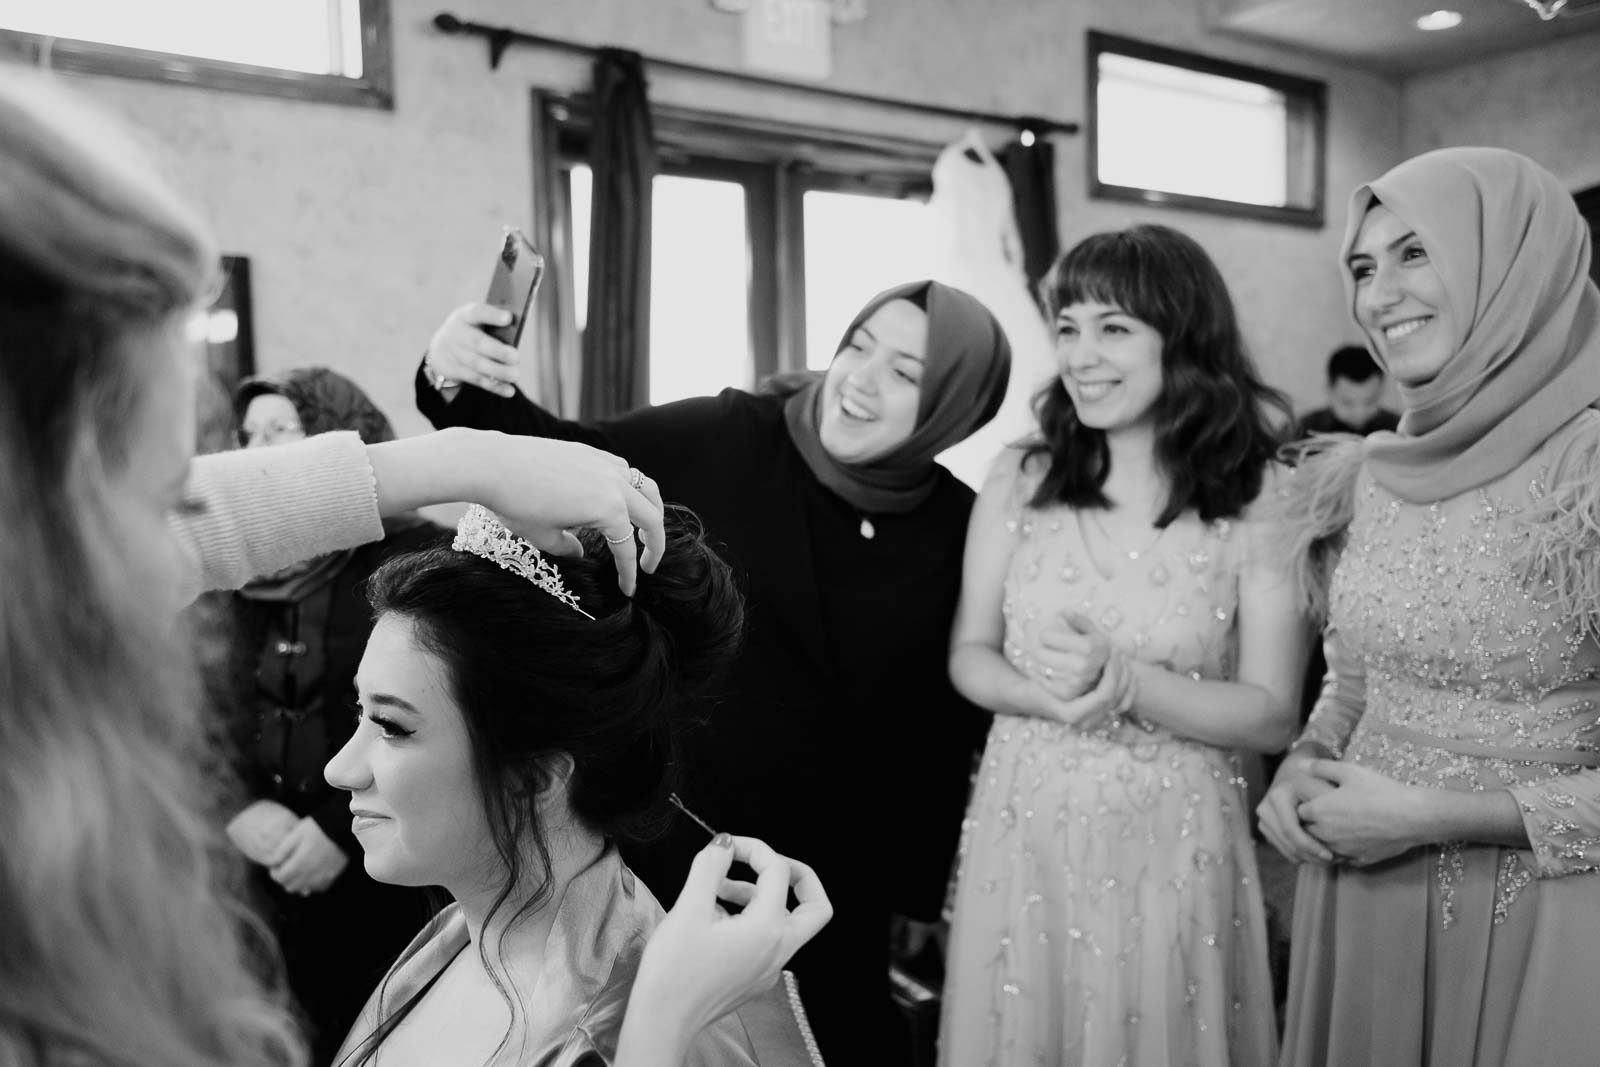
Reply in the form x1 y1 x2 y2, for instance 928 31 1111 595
940 224 1301 1067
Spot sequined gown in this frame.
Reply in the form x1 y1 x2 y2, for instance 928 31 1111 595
939 463 1278 1067
1279 412 1600 1067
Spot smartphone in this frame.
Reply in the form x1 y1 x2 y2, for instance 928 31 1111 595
484 227 545 348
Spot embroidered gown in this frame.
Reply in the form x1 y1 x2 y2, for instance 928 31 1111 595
1279 411 1600 1067
939 461 1278 1067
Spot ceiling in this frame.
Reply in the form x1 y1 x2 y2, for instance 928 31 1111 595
1209 0 1600 75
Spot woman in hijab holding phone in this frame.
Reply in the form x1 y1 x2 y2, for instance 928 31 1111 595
1261 146 1600 1067
416 280 1011 1060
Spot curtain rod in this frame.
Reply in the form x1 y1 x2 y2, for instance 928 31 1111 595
431 12 1079 137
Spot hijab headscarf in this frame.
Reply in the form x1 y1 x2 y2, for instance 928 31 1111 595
234 366 396 446
233 368 400 599
782 280 1011 513
1342 146 1600 503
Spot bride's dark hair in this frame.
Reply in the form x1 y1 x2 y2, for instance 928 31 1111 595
340 505 744 1065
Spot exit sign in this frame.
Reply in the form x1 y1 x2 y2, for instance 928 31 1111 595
742 0 832 81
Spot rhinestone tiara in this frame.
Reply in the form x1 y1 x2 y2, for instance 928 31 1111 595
452 504 594 620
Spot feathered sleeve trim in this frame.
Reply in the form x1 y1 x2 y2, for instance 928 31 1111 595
1514 409 1600 643
1266 434 1365 624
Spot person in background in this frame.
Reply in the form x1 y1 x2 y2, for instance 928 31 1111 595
203 367 443 1064
415 281 1011 1061
1260 146 1600 1067
940 224 1303 1067
1296 345 1398 437
0 71 826 1067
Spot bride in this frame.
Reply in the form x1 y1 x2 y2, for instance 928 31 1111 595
328 506 824 1066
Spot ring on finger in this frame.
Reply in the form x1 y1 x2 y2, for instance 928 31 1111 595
627 467 646 491
604 529 634 545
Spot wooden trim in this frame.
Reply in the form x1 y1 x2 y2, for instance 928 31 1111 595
529 91 579 415
550 95 940 191
744 165 782 383
0 0 394 109
1085 30 1326 229
776 163 809 374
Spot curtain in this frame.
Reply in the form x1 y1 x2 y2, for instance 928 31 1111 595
998 136 1059 298
580 48 657 419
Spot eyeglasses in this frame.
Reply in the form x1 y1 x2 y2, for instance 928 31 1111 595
239 420 306 449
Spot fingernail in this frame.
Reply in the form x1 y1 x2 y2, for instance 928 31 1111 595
712 832 733 849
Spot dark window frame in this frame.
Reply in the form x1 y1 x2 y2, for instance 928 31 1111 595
0 0 394 109
1086 30 1326 228
535 93 937 387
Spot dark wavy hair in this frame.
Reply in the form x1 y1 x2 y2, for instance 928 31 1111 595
1027 224 1291 525
339 506 744 1065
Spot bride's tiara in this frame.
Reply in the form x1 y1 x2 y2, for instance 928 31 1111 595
452 504 594 620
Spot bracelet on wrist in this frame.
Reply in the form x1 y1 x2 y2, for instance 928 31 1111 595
424 356 459 392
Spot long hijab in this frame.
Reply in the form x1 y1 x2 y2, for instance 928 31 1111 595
1342 146 1600 503
782 280 1011 513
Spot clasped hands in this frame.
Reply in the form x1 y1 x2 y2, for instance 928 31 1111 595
226 799 348 896
1257 756 1428 868
1021 612 1138 729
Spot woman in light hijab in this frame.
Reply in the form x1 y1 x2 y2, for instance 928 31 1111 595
1260 147 1600 1066
416 281 1011 1061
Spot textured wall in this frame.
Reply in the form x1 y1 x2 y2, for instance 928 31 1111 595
1402 30 1600 193
4 0 1406 423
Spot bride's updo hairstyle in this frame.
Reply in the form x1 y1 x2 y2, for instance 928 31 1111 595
363 505 743 906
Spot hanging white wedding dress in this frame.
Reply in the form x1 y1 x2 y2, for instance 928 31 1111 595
928 132 1057 489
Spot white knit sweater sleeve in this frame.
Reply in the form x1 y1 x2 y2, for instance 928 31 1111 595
172 430 385 600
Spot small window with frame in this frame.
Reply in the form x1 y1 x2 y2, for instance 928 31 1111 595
0 0 393 109
1087 31 1325 227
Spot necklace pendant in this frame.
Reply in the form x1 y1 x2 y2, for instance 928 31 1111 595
1128 549 1140 561
859 517 876 539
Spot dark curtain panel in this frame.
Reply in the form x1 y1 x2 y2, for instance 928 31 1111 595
998 138 1059 298
581 48 657 419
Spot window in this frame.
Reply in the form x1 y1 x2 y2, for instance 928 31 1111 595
800 190 931 371
570 166 759 405
0 0 392 108
1087 32 1325 227
543 99 936 405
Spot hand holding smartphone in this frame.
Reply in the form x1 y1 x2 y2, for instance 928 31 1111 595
484 227 545 348
422 228 546 397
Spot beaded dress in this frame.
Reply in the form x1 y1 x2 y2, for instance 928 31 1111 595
939 459 1278 1067
1278 412 1600 1067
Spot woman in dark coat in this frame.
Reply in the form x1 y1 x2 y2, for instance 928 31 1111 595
204 368 445 1065
415 281 1011 1061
